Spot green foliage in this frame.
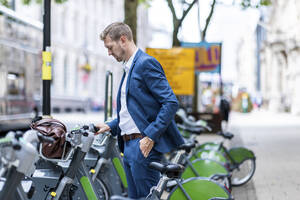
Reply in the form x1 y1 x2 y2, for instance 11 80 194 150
241 0 272 9
138 0 152 8
22 0 31 5
54 0 68 3
260 0 272 6
0 0 10 7
19 0 67 5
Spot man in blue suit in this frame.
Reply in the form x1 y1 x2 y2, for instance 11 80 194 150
96 22 184 199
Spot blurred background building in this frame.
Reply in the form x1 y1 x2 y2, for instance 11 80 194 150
50 0 150 112
1 0 150 114
2 0 300 116
258 0 300 114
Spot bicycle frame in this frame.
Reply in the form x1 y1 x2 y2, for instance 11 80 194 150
85 132 128 196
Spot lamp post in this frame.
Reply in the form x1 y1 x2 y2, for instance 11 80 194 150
42 0 51 116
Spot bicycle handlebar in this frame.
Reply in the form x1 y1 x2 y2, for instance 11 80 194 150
216 131 234 140
177 123 206 135
35 131 55 143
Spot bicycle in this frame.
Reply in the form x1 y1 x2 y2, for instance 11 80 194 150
111 143 233 200
30 124 109 200
0 130 54 200
84 131 128 197
166 125 231 190
176 108 256 186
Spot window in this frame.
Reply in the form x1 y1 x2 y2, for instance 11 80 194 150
64 56 68 92
0 70 6 98
7 73 24 96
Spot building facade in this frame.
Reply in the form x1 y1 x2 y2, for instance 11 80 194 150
259 0 300 114
9 0 151 112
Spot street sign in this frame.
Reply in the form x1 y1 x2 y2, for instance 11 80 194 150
146 48 195 95
182 42 222 73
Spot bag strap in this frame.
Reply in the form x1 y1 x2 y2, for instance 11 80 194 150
31 118 67 132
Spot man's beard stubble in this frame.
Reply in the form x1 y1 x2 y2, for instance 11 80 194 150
115 48 126 63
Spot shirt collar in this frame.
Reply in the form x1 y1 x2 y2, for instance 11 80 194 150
123 48 138 73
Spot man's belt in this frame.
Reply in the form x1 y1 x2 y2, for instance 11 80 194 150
122 133 143 142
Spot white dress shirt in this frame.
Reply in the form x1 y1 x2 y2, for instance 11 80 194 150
119 48 140 136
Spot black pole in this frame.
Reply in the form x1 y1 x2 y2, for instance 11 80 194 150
42 0 51 116
110 72 113 118
104 71 113 121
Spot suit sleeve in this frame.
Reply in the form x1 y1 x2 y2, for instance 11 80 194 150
141 58 179 142
106 118 119 136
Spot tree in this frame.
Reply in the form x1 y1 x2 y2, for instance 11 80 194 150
166 0 198 46
124 0 139 44
166 0 272 46
124 0 151 44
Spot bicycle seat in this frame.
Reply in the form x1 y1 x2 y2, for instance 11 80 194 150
178 142 196 153
217 131 234 140
149 162 184 179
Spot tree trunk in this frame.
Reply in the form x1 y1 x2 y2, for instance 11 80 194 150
172 23 180 46
124 0 138 44
202 0 216 41
167 0 197 46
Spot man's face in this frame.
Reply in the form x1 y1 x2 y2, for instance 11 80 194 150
104 36 126 62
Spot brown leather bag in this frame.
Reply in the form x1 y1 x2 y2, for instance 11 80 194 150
30 118 68 159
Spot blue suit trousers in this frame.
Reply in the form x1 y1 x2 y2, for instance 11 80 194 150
123 138 162 199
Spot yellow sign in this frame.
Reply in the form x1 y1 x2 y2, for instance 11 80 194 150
42 51 52 80
146 48 195 95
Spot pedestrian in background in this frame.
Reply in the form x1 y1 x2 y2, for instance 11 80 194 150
220 96 231 131
96 22 184 199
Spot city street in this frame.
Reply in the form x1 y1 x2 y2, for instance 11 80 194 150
53 110 300 199
229 110 300 199
1 1 300 199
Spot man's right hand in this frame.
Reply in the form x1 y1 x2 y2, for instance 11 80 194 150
95 123 111 135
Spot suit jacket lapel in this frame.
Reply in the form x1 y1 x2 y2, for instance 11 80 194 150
126 49 142 95
117 70 126 114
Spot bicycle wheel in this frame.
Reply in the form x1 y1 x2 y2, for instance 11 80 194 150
231 158 256 186
94 177 110 200
62 178 110 200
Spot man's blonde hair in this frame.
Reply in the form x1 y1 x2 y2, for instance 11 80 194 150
100 22 133 41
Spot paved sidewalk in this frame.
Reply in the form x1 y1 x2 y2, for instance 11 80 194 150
229 110 300 200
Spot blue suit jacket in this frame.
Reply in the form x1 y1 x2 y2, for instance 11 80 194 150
107 49 184 153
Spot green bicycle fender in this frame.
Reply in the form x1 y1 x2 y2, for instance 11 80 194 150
168 177 231 200
80 176 98 200
112 157 128 188
228 147 255 164
195 150 227 164
182 159 228 180
196 142 225 153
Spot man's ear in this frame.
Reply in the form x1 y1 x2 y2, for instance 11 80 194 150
120 35 127 44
